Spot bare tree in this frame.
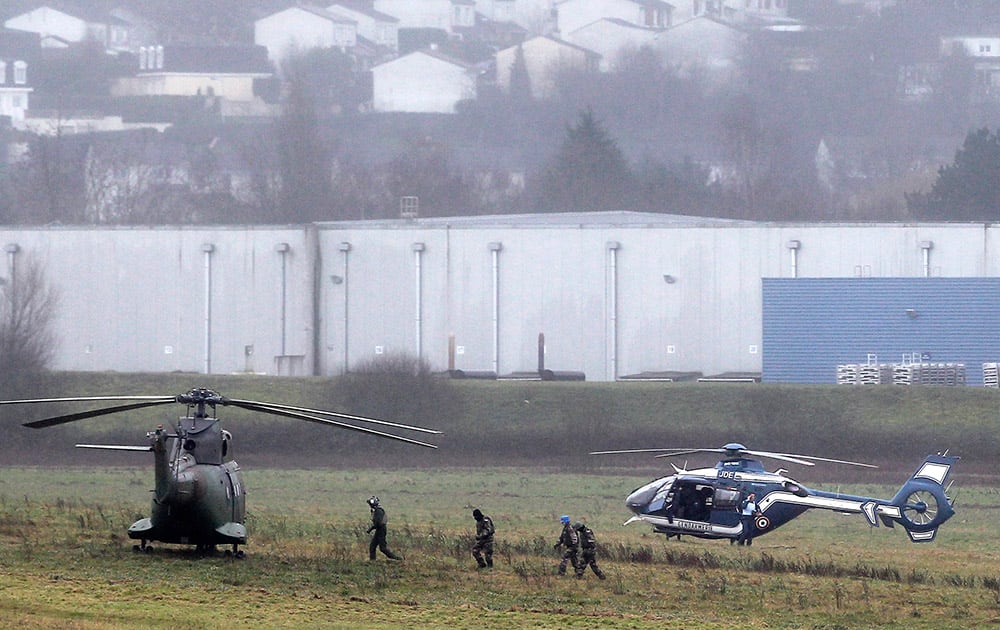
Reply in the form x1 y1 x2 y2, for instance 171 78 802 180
0 256 58 385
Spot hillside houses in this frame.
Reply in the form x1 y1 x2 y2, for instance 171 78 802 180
0 0 998 227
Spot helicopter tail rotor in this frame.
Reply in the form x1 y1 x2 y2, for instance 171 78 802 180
886 453 960 542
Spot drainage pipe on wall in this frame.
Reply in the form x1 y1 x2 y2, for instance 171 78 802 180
4 243 20 294
787 240 801 278
201 243 215 374
412 242 425 359
275 242 290 357
338 242 351 373
920 240 933 278
488 242 502 376
606 241 620 381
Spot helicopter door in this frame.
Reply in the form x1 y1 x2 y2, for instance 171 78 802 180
673 481 712 522
223 463 246 522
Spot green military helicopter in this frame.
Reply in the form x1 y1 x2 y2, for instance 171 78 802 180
1 387 439 557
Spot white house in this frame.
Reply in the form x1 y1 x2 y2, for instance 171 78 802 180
649 16 745 84
374 0 476 34
565 18 661 71
4 4 132 53
327 1 400 50
475 0 558 33
0 29 36 124
372 48 477 113
254 5 357 66
940 35 1000 104
111 45 272 106
495 35 600 99
555 0 673 38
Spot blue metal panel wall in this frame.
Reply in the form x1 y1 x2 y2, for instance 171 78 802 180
762 278 1000 385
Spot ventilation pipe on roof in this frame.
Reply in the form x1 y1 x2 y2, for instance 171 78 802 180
607 241 620 380
488 242 502 375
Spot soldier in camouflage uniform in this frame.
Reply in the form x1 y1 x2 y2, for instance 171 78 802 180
553 515 580 575
574 522 606 580
366 496 402 561
471 508 495 568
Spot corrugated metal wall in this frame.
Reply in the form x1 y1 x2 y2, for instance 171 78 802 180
762 278 1000 384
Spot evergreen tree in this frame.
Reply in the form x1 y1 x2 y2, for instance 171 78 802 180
907 127 1000 220
276 79 332 222
529 109 632 213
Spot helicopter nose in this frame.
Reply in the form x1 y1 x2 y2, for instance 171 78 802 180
625 490 646 514
626 477 668 514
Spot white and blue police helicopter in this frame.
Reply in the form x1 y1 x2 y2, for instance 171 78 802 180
593 443 958 543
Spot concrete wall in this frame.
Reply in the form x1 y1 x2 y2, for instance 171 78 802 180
3 216 999 380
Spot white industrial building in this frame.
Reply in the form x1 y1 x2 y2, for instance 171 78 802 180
1 212 997 381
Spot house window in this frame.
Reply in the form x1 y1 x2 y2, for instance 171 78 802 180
0 61 6 85
980 44 992 54
13 61 26 85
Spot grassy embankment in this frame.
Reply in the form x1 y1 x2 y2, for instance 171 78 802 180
1 371 998 474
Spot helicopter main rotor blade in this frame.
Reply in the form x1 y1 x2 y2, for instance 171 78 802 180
228 401 438 449
0 394 176 406
21 399 178 429
76 444 153 452
225 398 442 435
589 448 710 456
745 450 878 469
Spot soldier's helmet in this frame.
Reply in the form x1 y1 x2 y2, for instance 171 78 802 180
473 508 483 520
367 495 380 508
560 515 570 524
573 522 584 530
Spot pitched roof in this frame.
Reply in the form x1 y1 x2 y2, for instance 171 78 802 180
327 0 399 22
3 1 128 26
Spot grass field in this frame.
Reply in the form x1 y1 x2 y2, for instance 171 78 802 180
1 467 998 629
0 373 998 627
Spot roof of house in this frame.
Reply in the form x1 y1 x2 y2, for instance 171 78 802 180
327 1 399 23
2 1 129 26
258 4 355 25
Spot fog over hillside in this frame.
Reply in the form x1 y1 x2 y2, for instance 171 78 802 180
2 0 1000 224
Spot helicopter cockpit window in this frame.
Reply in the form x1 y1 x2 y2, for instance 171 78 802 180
649 479 674 512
